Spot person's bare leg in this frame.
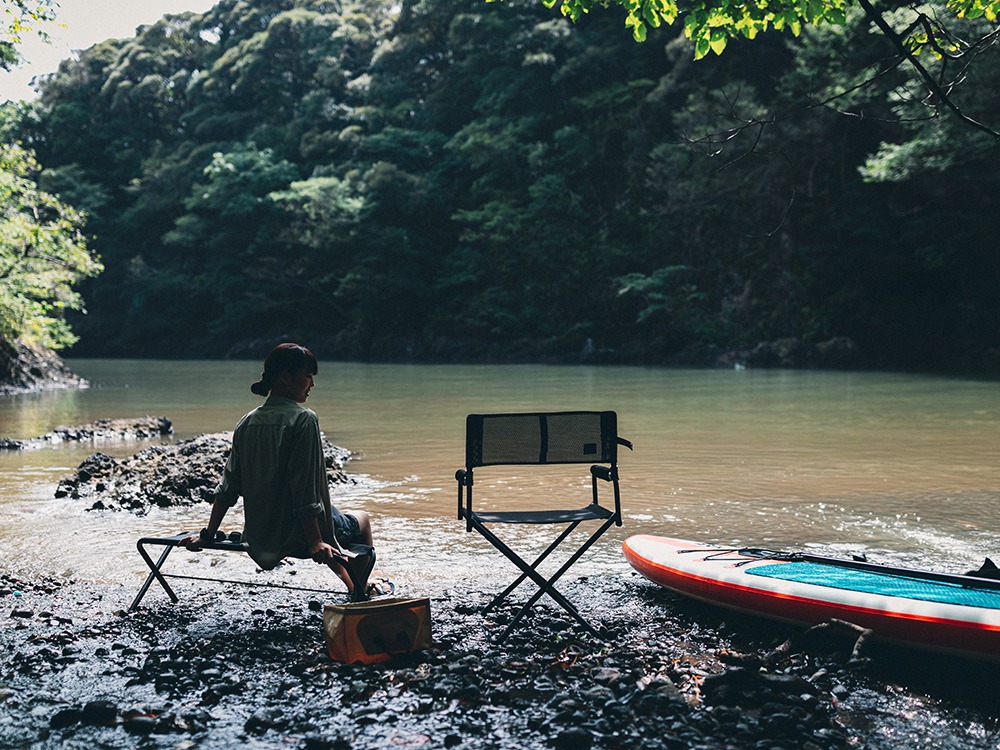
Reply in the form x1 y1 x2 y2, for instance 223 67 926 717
353 510 374 546
327 559 355 593
328 511 375 594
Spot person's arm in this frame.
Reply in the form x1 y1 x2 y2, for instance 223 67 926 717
180 430 242 550
300 514 355 563
179 498 230 550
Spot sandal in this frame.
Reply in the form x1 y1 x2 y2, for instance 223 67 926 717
365 578 395 597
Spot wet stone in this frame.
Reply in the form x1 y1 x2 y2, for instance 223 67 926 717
123 715 157 735
590 667 621 685
81 699 118 725
245 707 287 733
49 707 83 729
551 727 594 749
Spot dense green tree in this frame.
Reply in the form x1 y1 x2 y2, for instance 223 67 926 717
537 0 998 52
0 143 102 348
6 0 999 372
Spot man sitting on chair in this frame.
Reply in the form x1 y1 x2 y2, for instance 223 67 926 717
181 343 386 598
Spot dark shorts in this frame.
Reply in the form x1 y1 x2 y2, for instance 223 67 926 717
289 512 363 560
332 511 362 546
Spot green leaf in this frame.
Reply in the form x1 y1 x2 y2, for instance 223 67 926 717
694 33 710 58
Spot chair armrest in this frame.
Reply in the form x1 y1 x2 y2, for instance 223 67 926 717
456 470 473 525
590 465 614 482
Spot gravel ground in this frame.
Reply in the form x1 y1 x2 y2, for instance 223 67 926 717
2 566 999 750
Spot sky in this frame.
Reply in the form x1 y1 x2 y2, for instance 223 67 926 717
1 0 218 102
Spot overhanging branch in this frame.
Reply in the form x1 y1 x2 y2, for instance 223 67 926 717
856 0 1000 140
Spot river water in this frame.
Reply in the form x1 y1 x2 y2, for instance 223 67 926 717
1 360 998 597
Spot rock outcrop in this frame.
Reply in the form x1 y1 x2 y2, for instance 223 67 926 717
55 432 353 513
0 340 88 395
0 416 173 451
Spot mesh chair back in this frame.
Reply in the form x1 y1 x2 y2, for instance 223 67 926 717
466 411 619 468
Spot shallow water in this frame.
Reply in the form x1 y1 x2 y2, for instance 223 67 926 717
1 360 998 598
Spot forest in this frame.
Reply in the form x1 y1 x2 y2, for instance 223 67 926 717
2 0 999 373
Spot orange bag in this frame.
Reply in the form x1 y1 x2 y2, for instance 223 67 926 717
323 597 432 664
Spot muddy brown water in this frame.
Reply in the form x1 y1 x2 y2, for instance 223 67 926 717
1 360 997 589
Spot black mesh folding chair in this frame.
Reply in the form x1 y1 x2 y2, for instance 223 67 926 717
455 411 631 642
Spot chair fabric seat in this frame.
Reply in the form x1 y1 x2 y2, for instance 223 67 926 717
472 505 612 525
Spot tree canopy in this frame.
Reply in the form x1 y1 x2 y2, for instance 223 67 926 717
541 0 999 53
4 0 999 373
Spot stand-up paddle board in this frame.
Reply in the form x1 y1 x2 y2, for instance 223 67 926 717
623 534 1000 663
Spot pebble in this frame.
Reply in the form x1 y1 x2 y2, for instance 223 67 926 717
123 715 157 735
81 699 118 725
49 707 83 729
552 727 594 749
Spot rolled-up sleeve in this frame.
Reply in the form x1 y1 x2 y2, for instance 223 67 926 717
214 434 242 508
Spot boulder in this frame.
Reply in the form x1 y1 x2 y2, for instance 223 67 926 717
55 432 353 514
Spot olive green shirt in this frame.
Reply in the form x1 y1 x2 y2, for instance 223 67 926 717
215 395 337 569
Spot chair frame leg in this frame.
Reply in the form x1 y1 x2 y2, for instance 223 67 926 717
497 517 616 642
130 537 181 611
470 517 617 643
483 521 580 613
128 534 376 610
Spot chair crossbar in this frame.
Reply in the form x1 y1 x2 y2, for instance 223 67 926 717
129 532 374 611
491 515 620 642
468 516 604 641
152 572 343 595
483 521 583 612
473 505 612 525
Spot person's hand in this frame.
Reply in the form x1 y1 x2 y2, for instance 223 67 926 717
179 533 203 551
309 541 355 564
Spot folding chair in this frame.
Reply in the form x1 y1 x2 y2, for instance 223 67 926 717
128 531 376 611
455 411 631 642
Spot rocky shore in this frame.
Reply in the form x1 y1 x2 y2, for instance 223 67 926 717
0 416 174 451
53 432 354 513
0 340 88 396
2 566 997 750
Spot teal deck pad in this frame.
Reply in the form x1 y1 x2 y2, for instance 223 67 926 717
746 562 1000 610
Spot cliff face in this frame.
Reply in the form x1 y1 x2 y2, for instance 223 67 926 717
0 340 87 395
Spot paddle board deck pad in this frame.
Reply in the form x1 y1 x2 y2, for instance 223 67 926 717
623 534 1000 663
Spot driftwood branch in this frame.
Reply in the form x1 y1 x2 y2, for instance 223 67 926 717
760 618 875 667
681 57 910 168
